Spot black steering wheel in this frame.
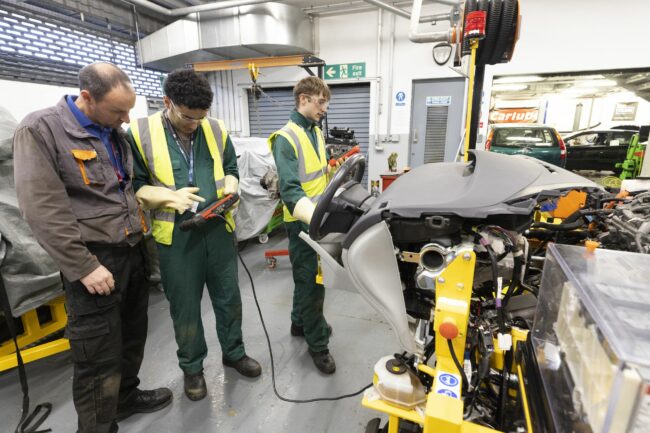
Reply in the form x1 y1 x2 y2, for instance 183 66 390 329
309 153 365 241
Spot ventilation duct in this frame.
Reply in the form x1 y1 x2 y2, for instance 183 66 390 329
138 3 313 72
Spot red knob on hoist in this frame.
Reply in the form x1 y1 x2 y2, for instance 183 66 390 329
439 321 459 340
464 11 487 40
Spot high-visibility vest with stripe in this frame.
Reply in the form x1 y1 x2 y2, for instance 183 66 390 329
130 112 236 245
268 121 328 222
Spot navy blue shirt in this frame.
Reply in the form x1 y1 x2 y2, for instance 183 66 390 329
66 95 126 184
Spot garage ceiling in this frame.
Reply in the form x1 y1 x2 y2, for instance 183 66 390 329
18 0 436 38
128 0 422 15
136 0 344 8
492 70 650 103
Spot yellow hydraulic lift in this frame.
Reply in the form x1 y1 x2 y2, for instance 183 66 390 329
0 295 69 372
362 248 533 433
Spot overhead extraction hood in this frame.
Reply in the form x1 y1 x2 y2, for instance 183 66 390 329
138 2 314 72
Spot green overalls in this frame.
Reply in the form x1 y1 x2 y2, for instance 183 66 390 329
128 114 245 374
269 110 331 353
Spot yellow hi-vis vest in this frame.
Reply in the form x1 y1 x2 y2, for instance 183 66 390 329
268 121 328 222
130 112 236 245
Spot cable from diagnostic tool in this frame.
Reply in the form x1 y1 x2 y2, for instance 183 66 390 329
214 214 372 403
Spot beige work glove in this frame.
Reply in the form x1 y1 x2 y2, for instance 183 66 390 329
223 175 239 195
136 185 205 214
292 196 316 225
223 174 240 210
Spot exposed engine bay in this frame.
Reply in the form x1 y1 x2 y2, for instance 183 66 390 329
324 126 359 162
303 150 646 432
597 191 650 254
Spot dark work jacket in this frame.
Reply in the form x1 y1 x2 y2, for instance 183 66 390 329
13 96 144 282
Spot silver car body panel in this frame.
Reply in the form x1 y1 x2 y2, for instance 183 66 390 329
342 221 418 354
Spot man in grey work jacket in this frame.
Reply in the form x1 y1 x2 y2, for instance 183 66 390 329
13 62 172 433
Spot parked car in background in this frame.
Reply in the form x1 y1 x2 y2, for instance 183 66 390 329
485 123 566 167
563 129 638 173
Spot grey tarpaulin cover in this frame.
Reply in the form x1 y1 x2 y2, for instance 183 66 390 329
231 137 280 241
0 106 62 318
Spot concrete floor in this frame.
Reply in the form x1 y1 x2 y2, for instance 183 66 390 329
0 233 399 433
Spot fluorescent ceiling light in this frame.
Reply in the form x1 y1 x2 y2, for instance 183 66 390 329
492 84 528 91
577 79 618 87
611 91 636 99
562 87 597 95
494 75 544 84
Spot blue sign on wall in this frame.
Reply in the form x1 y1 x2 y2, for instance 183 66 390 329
396 91 406 106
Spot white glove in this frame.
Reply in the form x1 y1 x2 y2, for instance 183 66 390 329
136 185 205 214
292 196 316 225
223 174 240 210
224 175 239 195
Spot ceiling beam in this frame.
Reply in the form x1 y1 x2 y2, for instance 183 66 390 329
193 55 324 72
144 0 191 8
127 0 270 17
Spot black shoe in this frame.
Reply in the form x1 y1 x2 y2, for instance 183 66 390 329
308 349 336 374
184 371 207 401
223 355 262 378
291 323 333 337
116 388 173 421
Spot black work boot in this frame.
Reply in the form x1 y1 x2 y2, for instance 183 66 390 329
223 355 262 378
116 388 173 421
184 371 207 401
290 323 333 337
308 349 336 374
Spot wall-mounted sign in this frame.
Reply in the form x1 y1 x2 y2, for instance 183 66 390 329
489 107 539 123
426 96 452 106
395 91 406 106
612 102 638 121
324 63 366 80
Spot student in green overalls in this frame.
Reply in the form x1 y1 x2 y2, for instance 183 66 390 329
268 77 337 374
127 69 261 401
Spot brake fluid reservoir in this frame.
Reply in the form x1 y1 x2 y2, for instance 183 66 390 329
374 356 426 409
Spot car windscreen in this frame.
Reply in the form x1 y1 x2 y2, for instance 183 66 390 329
565 132 601 147
610 131 635 146
493 127 558 148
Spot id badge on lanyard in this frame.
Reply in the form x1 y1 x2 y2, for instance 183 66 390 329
175 135 200 213
164 114 196 186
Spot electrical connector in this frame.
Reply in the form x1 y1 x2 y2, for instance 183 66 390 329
497 333 512 351
463 356 473 392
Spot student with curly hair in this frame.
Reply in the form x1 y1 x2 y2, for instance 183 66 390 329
127 68 261 402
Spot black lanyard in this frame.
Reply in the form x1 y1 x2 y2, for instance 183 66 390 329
163 112 197 185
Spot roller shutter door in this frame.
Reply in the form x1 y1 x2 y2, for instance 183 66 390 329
248 83 370 183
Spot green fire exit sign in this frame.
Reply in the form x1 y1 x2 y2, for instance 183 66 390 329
324 63 366 80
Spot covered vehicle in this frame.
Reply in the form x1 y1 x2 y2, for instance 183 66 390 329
0 106 62 317
485 123 566 167
563 129 639 173
230 137 280 242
